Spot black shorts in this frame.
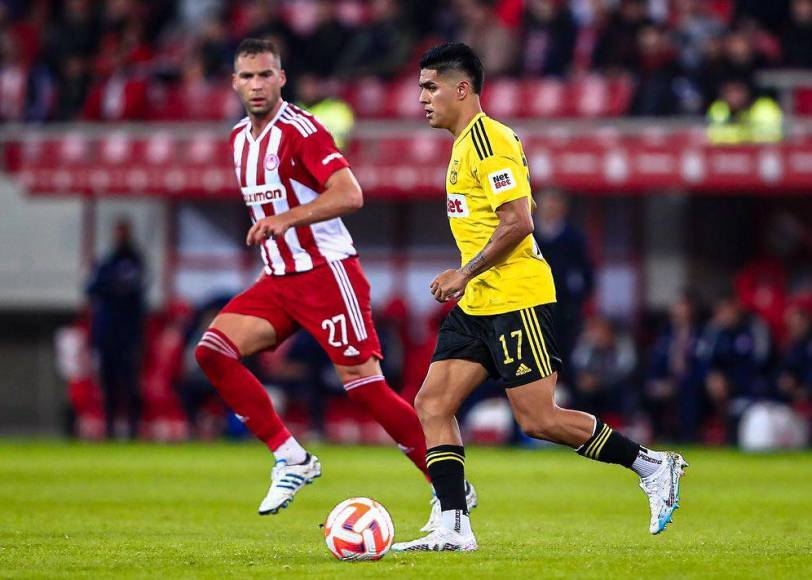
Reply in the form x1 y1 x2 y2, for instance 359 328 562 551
432 303 562 388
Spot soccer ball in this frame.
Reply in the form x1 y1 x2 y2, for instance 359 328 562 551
323 497 394 561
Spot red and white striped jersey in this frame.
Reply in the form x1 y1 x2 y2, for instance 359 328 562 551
230 101 356 276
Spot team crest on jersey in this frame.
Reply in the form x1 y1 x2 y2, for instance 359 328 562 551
447 193 469 217
488 168 517 194
264 153 280 172
449 159 459 185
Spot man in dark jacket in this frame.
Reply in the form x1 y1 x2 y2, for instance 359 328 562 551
533 189 594 385
777 303 812 409
86 218 145 439
646 293 704 442
697 294 772 443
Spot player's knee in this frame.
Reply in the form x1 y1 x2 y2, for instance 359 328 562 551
194 343 218 372
335 357 382 385
414 390 454 425
336 364 366 385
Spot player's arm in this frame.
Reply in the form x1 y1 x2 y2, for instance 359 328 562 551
432 129 533 302
246 167 362 245
463 198 533 277
431 198 533 302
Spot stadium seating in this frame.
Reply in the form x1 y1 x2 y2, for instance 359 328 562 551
340 76 636 119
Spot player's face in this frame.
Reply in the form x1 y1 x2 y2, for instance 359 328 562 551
418 68 460 130
233 52 286 118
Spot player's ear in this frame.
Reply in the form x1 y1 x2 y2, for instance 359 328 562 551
457 80 468 100
279 68 287 89
231 73 238 92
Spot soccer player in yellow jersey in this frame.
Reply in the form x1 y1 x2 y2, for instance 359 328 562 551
392 43 688 553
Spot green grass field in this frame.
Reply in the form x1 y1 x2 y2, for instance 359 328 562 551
1 442 810 579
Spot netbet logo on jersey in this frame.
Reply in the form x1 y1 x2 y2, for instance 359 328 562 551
241 184 287 205
488 168 516 194
447 193 469 217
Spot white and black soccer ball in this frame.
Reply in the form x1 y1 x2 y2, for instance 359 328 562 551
323 497 394 561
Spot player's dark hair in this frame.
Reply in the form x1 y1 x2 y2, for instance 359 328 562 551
235 38 281 66
419 42 484 94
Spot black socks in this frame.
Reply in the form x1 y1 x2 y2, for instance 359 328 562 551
577 418 640 468
426 445 468 513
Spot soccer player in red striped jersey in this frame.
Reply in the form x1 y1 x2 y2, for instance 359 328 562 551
194 38 476 520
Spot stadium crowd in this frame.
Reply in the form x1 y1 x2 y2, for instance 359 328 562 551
58 199 812 448
1 0 811 122
6 0 809 446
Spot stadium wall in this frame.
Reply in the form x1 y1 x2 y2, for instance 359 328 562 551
0 178 167 309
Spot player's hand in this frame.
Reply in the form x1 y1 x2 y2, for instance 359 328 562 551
430 269 469 303
246 215 291 246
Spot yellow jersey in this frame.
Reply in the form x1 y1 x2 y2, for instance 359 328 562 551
445 112 556 315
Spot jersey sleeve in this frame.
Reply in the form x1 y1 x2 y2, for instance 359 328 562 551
296 125 351 189
474 131 531 211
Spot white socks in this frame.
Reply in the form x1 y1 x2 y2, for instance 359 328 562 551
273 435 307 465
632 446 666 479
441 509 473 536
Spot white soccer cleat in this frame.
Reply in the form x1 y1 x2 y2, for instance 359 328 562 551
258 454 321 515
639 451 688 534
391 527 478 553
421 481 478 532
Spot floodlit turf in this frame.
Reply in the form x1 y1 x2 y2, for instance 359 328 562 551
0 442 810 579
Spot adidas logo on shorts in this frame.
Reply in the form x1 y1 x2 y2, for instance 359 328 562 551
515 363 532 376
343 345 360 357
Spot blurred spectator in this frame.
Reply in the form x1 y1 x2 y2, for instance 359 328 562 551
335 0 413 79
295 0 351 77
452 0 518 76
2 0 47 63
0 0 807 122
629 23 680 115
571 316 637 420
98 0 138 39
0 31 28 121
52 54 91 120
592 0 651 73
707 78 783 144
239 0 296 61
735 0 792 33
155 50 240 121
672 0 725 74
86 218 146 439
296 74 355 149
44 0 99 67
692 25 767 107
81 41 149 121
56 314 104 439
694 32 728 108
719 26 768 81
372 305 406 391
735 253 788 346
696 294 772 442
533 189 593 385
781 0 812 68
777 304 812 410
735 211 812 345
519 0 577 77
195 18 232 78
1 1 49 121
92 1 155 77
645 292 704 441
138 301 191 441
400 301 457 405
